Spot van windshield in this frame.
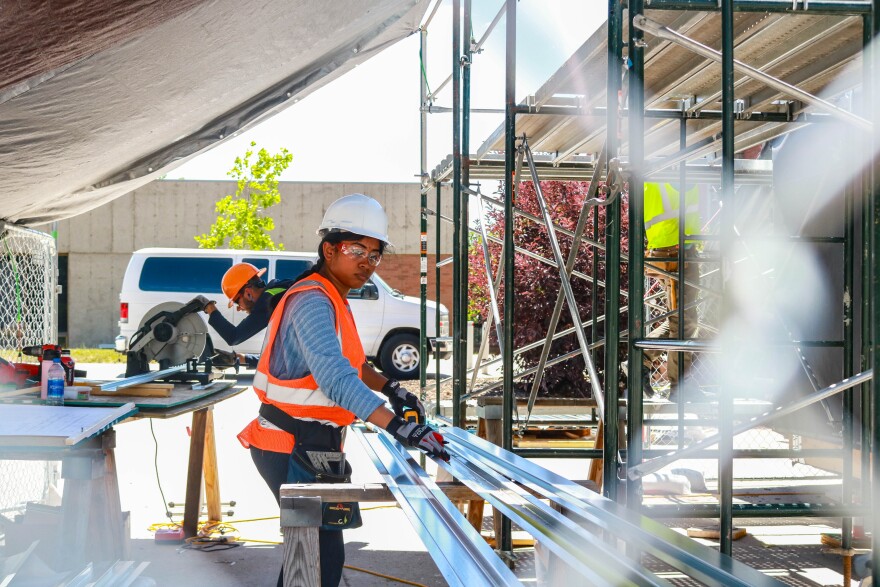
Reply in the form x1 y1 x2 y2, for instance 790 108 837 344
371 273 404 299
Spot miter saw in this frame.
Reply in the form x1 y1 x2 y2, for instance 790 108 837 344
124 299 219 384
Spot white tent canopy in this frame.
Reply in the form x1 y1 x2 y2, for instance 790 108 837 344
0 0 428 226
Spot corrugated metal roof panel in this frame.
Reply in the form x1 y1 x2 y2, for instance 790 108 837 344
437 8 864 181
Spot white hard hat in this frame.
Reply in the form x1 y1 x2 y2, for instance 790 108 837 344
317 193 392 246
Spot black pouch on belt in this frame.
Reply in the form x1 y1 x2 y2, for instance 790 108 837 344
259 403 363 530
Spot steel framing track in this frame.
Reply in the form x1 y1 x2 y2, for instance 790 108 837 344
97 364 186 391
358 425 788 586
355 428 521 587
441 427 788 587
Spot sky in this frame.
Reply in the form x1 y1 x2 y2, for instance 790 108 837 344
169 0 606 184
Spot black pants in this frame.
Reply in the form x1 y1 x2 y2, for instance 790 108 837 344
250 447 346 587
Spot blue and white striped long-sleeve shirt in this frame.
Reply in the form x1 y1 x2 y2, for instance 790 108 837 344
267 288 384 422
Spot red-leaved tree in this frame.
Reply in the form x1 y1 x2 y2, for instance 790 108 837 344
468 181 630 398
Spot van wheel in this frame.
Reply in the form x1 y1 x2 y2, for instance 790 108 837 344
380 333 420 380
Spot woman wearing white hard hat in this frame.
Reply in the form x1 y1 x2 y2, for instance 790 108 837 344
237 193 448 587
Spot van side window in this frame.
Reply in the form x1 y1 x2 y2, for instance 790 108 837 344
139 257 231 293
244 258 270 277
276 259 312 280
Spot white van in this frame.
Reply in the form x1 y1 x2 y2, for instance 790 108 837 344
116 248 450 379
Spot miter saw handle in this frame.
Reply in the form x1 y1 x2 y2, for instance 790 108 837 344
166 298 205 323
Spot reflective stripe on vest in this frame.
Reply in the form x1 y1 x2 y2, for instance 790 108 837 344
251 274 365 430
644 182 701 249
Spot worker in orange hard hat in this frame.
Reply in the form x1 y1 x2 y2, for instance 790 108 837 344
221 263 268 308
188 262 296 368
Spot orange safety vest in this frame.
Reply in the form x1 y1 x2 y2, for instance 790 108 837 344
237 273 366 453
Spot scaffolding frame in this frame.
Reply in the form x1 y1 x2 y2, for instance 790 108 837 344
419 0 879 581
629 3 875 573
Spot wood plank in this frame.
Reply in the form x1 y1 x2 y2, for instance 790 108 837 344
75 381 174 390
60 474 92 567
183 409 208 538
282 526 320 587
513 437 596 448
0 385 40 398
465 418 487 531
484 416 504 542
83 380 243 414
203 409 221 522
588 420 604 493
484 534 536 548
282 482 477 502
280 480 598 503
90 384 173 398
0 404 137 447
687 526 747 540
101 442 128 560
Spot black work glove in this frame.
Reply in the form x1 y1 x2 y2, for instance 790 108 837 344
381 379 425 424
211 349 240 371
384 417 450 462
189 295 216 313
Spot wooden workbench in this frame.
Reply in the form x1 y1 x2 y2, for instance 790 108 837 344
85 379 247 538
0 379 247 541
0 403 137 566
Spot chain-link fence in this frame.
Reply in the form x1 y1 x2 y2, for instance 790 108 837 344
0 223 58 530
0 461 60 522
0 223 57 361
644 255 720 399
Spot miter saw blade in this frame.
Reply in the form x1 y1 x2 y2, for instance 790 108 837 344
137 301 207 365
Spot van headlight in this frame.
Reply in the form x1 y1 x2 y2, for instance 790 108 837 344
439 313 449 337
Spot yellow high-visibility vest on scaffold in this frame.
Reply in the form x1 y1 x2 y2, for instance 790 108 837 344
644 183 701 249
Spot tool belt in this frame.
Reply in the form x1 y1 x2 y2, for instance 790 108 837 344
259 403 363 530
647 245 680 258
645 245 685 276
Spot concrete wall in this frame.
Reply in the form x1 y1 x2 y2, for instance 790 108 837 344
51 180 453 346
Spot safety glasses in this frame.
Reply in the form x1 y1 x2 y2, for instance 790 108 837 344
231 285 250 307
339 243 382 267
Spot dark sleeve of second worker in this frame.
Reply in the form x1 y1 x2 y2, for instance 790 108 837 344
207 293 273 347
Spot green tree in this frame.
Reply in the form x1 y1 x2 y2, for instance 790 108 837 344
195 142 293 250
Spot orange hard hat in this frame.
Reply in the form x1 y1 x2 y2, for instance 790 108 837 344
221 263 266 306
